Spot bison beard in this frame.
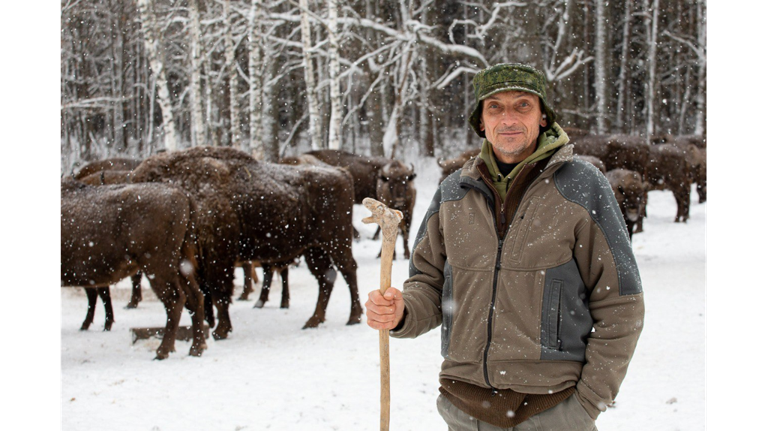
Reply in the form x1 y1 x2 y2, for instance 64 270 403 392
130 146 363 339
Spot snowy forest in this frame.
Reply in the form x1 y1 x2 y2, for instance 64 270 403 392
60 0 706 171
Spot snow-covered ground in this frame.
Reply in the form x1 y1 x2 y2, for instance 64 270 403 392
60 157 705 430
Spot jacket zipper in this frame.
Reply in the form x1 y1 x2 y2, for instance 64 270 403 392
474 164 558 391
462 159 564 391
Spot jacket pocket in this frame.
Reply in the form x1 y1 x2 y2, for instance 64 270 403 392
540 259 592 361
542 279 563 350
441 261 453 358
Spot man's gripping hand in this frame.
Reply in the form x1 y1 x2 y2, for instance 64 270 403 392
365 287 405 331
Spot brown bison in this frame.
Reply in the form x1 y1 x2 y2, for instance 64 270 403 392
372 159 417 259
437 148 480 183
694 148 706 203
646 144 691 223
74 157 143 180
652 134 707 204
571 134 610 161
61 179 207 359
305 149 417 259
604 135 650 178
130 146 362 337
77 162 145 310
572 134 650 178
79 170 133 186
606 169 648 240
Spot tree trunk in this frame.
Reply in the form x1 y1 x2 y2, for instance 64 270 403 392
262 33 280 162
248 0 264 159
224 0 242 149
594 0 608 134
136 0 178 151
694 0 706 136
299 0 323 150
327 0 343 150
188 0 206 147
615 0 632 133
110 0 125 152
644 0 659 141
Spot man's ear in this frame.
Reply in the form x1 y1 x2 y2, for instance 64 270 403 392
479 117 485 132
540 114 547 128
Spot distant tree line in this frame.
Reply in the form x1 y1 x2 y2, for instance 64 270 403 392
61 0 706 172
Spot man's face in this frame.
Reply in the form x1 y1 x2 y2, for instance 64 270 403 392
479 91 547 164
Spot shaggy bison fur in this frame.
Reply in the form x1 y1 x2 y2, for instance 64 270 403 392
646 143 691 223
305 149 417 259
606 169 648 240
130 146 362 337
74 157 143 180
437 148 480 183
61 179 207 359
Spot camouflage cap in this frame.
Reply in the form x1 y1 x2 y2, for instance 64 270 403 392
468 63 557 138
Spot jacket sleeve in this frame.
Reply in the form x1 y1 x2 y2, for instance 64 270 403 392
390 186 446 339
563 166 645 419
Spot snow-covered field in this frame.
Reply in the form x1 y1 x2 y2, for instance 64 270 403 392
59 157 705 431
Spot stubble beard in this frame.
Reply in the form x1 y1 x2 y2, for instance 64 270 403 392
492 126 538 162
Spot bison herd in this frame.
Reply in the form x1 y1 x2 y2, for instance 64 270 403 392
63 132 704 360
61 147 417 360
438 130 706 240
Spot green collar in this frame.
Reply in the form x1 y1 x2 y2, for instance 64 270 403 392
478 122 570 200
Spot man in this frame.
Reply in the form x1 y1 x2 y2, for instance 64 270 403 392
365 63 644 430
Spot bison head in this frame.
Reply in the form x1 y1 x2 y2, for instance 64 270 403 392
615 174 647 223
376 160 416 211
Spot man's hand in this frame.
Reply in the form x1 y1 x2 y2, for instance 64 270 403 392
365 287 405 331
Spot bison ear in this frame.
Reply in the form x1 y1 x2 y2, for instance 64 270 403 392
408 173 417 181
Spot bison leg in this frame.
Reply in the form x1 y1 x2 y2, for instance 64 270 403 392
81 288 98 331
626 219 635 241
201 284 216 328
279 267 290 309
673 185 691 223
254 264 274 309
206 274 234 340
125 271 143 309
302 248 337 329
372 225 381 240
328 245 363 326
401 217 411 260
181 273 207 357
149 277 186 360
238 262 256 301
97 287 115 331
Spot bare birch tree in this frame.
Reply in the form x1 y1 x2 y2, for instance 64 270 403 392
137 0 178 151
224 0 242 149
188 0 206 147
615 0 633 132
644 0 660 140
299 0 323 150
326 0 342 150
694 0 706 136
248 0 264 159
594 0 608 133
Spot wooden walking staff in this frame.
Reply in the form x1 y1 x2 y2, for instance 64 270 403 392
362 197 403 431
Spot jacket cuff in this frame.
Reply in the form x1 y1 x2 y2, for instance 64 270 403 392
389 305 412 338
575 382 605 420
